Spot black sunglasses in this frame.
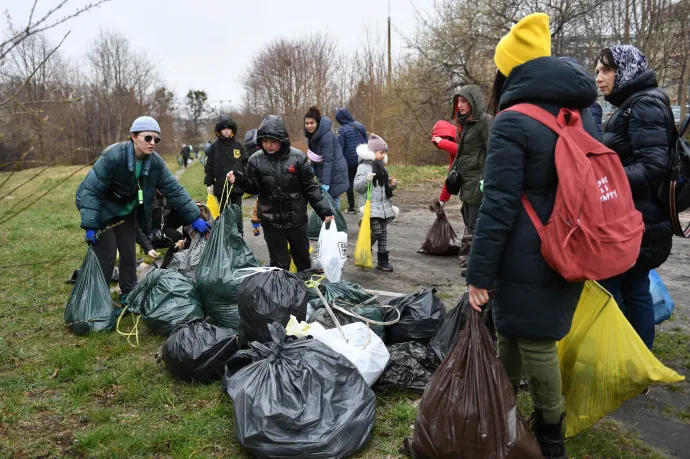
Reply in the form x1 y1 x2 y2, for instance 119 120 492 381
139 134 162 144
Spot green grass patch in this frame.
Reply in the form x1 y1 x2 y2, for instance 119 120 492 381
654 330 690 372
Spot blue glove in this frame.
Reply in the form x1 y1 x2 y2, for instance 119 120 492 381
252 222 261 237
321 184 330 193
191 218 212 234
85 229 97 245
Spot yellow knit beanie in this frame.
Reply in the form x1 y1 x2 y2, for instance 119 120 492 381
494 13 551 77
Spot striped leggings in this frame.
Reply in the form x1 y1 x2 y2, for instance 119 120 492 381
371 218 389 252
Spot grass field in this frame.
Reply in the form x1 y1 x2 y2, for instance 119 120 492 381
0 159 671 457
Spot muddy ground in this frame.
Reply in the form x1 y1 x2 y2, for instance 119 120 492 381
242 180 690 457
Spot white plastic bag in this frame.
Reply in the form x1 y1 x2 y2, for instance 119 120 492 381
312 221 347 282
311 322 390 387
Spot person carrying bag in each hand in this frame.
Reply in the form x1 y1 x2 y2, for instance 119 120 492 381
76 116 211 309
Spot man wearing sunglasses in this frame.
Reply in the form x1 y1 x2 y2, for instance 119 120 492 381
75 116 211 310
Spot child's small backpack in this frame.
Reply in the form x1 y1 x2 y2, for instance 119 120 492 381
500 104 644 282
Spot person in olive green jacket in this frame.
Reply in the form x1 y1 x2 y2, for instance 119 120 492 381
452 85 493 276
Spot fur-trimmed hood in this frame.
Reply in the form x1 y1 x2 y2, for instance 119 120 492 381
356 144 388 164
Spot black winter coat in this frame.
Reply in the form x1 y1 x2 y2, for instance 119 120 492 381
335 108 368 167
306 116 349 198
204 137 248 196
235 115 333 229
466 57 600 341
603 70 674 272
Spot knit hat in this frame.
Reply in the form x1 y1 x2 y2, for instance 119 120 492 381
605 45 648 91
130 116 160 134
367 133 388 152
494 12 551 77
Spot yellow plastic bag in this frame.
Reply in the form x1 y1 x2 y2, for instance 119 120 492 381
354 184 373 268
206 194 220 220
289 244 313 273
558 281 685 437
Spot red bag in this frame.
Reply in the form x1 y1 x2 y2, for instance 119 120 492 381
503 104 644 282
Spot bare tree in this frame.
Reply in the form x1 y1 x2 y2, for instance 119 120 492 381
183 90 209 143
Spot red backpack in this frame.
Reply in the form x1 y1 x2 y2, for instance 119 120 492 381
502 104 644 282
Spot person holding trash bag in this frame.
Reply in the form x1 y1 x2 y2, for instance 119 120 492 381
304 106 349 208
595 45 674 350
204 115 248 236
75 116 211 308
430 120 460 212
180 144 191 168
465 13 601 459
227 115 334 271
353 134 398 271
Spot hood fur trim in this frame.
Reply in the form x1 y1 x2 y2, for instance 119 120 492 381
356 144 388 164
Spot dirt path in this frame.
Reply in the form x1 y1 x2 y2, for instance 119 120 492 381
243 181 689 457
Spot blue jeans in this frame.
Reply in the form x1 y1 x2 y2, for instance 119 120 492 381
599 269 654 349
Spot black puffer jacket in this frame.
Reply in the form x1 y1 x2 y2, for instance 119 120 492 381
466 57 599 341
603 70 674 272
235 115 333 229
204 117 248 196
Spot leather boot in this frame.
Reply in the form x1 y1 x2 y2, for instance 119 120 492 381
531 410 567 459
376 251 393 272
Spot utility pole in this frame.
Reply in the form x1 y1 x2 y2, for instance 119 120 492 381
387 0 392 86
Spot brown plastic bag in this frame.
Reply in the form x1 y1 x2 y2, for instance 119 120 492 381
417 209 460 256
401 298 541 459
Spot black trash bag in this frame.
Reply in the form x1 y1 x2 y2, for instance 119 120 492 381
222 323 376 459
374 342 440 393
308 193 347 240
238 269 308 345
197 205 258 330
429 293 497 363
308 305 385 341
127 269 205 336
383 288 446 345
307 280 379 309
64 248 115 335
166 232 208 282
417 209 461 256
163 320 238 383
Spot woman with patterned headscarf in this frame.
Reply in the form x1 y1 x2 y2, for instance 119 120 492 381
595 45 676 351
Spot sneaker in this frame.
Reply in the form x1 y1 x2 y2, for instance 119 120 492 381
345 207 356 214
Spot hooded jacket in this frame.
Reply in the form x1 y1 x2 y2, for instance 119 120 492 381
306 115 349 198
432 120 460 202
204 117 248 196
465 56 600 341
235 115 333 229
454 85 493 207
244 128 261 157
603 70 674 272
335 108 368 167
75 141 200 234
353 145 398 220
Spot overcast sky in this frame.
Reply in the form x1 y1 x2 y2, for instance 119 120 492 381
4 0 434 111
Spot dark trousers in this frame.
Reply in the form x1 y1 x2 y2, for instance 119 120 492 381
182 155 189 168
217 193 244 235
459 202 479 268
263 224 311 271
346 164 358 209
92 212 137 295
371 217 389 253
599 269 655 349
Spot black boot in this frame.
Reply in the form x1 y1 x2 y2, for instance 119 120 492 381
376 251 393 272
532 410 567 459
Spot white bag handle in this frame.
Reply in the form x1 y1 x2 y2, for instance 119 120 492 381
232 266 281 282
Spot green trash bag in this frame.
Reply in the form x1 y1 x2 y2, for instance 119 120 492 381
64 248 115 335
308 193 347 240
197 204 258 330
127 269 205 336
307 281 385 340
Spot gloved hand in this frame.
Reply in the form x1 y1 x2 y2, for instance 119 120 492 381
85 229 97 245
207 186 213 195
252 222 261 237
366 173 376 183
321 184 330 193
191 218 212 234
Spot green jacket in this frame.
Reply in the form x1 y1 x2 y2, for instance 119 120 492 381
75 141 200 234
453 85 493 207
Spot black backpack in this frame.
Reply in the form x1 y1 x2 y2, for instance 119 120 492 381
618 91 690 237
